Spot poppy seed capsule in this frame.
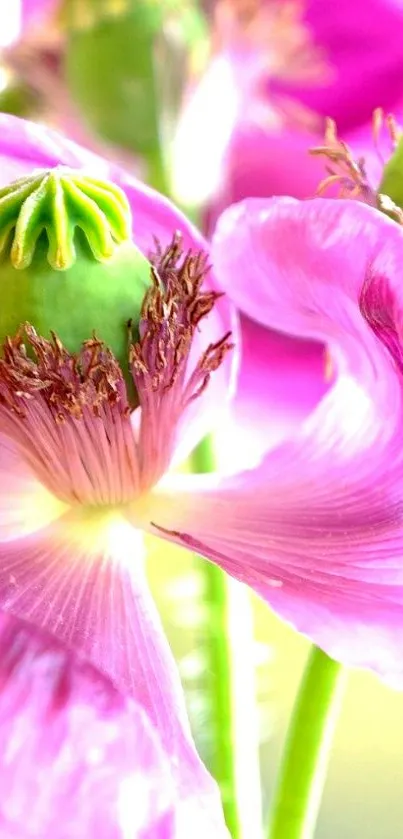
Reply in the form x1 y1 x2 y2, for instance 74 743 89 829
0 167 152 383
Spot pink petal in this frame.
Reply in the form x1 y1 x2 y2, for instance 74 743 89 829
19 0 58 34
0 512 227 834
116 172 238 464
0 114 238 462
172 46 266 208
141 423 403 689
0 114 109 179
206 125 327 236
0 612 175 838
211 196 402 345
132 197 403 685
215 314 328 471
0 436 65 541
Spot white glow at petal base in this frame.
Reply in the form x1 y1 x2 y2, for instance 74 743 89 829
0 0 21 46
171 56 239 207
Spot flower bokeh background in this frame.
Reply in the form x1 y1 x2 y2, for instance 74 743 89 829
2 1 403 838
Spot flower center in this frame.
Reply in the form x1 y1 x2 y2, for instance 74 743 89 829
0 235 233 508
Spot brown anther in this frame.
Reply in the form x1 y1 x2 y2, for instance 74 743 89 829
311 117 378 205
311 111 403 224
0 325 128 421
129 234 233 411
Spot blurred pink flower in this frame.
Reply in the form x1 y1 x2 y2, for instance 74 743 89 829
174 1 403 474
0 611 176 838
271 0 403 133
141 195 403 689
0 115 235 838
171 2 332 469
194 0 403 230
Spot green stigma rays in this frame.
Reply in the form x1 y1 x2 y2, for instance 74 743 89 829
0 168 152 383
0 168 132 270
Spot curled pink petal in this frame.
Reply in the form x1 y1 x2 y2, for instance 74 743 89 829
0 513 227 836
0 611 175 838
131 197 403 685
0 113 108 178
211 195 401 341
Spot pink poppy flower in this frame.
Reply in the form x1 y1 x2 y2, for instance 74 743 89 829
0 115 235 837
173 0 328 210
0 611 176 838
201 0 403 231
137 195 403 690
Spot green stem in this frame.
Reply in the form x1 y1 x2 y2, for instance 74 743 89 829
267 646 347 839
190 435 262 839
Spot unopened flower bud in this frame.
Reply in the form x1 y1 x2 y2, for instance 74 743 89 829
62 0 208 165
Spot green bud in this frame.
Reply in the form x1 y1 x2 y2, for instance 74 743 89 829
378 137 403 209
0 79 39 120
62 0 207 173
0 167 151 380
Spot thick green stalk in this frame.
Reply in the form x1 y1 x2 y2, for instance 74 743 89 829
267 646 347 839
191 435 262 839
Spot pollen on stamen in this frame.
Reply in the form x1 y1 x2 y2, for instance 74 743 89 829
128 233 234 490
310 117 374 202
311 111 403 224
0 325 139 506
130 233 233 407
0 234 233 504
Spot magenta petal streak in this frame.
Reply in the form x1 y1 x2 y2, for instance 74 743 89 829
134 197 403 687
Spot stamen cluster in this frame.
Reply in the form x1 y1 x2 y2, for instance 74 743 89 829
0 235 233 504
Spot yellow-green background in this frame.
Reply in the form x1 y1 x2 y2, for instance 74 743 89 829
148 536 403 839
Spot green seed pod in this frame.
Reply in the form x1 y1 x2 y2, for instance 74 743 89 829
62 0 207 173
0 167 152 381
